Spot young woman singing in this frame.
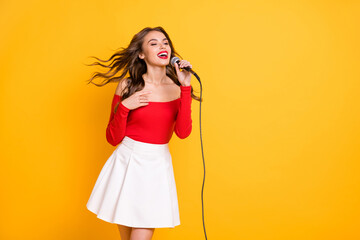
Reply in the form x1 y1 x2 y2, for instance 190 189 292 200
86 26 201 240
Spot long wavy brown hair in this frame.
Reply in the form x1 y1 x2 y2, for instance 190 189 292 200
85 26 202 103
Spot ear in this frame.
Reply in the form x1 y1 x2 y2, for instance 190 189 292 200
138 52 144 59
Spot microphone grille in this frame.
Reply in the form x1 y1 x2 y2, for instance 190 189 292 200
171 57 180 67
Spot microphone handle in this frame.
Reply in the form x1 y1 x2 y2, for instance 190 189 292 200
176 60 192 72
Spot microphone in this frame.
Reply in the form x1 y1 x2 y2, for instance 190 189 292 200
171 56 200 82
171 57 192 72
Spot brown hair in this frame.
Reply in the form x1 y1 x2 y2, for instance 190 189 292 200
85 26 202 102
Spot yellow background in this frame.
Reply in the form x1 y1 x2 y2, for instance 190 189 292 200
1 0 359 239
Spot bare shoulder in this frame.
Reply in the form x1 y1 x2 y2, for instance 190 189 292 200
115 78 130 96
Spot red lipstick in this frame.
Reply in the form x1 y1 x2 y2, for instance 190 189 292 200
157 51 168 59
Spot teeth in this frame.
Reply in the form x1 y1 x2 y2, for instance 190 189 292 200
158 52 167 57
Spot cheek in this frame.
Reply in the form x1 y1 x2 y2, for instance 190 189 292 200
152 49 159 56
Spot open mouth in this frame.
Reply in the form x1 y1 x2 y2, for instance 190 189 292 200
157 51 168 59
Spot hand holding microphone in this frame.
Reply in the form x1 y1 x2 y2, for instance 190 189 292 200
171 57 193 71
171 57 192 86
171 57 194 86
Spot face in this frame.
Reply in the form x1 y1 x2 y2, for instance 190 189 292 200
139 31 171 67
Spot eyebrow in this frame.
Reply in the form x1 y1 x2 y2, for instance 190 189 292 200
148 38 168 43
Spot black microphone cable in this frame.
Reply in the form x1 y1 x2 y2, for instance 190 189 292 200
171 57 207 240
195 71 207 240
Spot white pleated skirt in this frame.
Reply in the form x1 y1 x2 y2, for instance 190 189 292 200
86 136 180 228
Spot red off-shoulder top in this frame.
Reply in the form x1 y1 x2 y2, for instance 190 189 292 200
106 85 193 145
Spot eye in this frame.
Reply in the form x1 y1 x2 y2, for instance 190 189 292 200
150 42 168 46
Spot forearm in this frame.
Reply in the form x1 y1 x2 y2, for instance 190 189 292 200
106 95 130 146
174 85 193 139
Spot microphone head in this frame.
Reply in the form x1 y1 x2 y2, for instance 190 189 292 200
171 57 180 67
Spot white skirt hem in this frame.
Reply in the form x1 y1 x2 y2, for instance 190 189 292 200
86 205 180 228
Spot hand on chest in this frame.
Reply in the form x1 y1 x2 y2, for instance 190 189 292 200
143 82 181 102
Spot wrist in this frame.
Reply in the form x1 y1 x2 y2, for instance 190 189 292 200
180 85 191 99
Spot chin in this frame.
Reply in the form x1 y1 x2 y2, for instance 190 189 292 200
150 59 169 67
158 62 169 67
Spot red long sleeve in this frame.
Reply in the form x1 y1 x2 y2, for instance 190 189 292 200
106 94 130 146
174 85 193 139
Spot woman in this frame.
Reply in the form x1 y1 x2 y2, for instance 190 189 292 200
86 26 202 240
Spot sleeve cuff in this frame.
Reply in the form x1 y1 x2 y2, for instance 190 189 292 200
180 85 191 98
180 85 191 91
114 94 121 101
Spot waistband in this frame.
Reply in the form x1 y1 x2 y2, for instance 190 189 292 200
120 136 169 153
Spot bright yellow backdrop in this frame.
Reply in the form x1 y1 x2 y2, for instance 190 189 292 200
1 0 359 239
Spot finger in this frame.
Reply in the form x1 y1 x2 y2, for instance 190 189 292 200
139 90 152 95
140 95 149 100
182 61 190 66
174 61 180 73
180 60 187 65
140 102 149 106
141 98 149 103
182 63 189 68
138 97 148 103
136 91 144 96
179 62 185 69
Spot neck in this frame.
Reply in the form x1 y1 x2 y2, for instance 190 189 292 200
143 65 167 86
